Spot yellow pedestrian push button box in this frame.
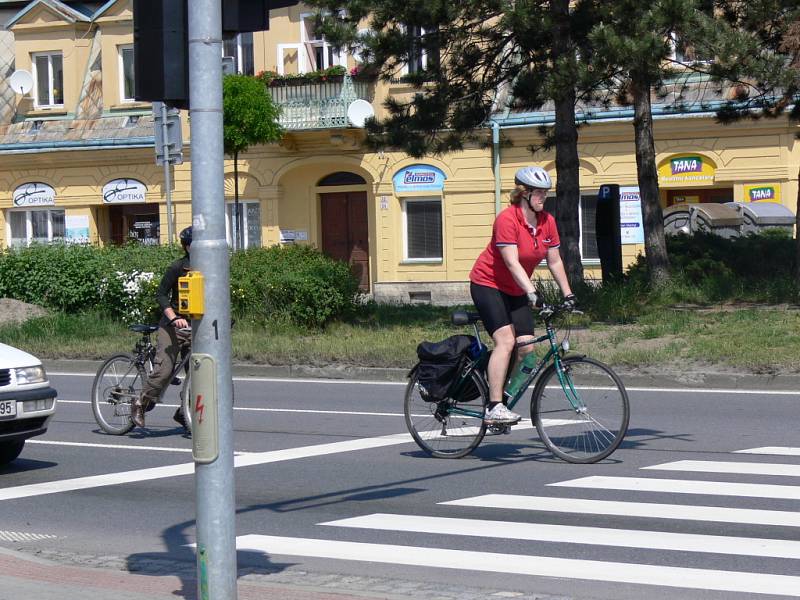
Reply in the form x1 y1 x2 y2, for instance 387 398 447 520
178 271 204 318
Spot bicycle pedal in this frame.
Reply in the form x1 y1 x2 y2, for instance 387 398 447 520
486 424 513 436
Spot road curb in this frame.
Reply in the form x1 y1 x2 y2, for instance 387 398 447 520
43 358 800 391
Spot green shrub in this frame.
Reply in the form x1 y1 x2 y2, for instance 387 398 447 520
231 245 359 328
0 243 181 322
0 243 106 311
625 231 799 305
0 243 357 328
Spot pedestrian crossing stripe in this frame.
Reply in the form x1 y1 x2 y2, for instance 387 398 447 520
321 513 800 559
735 447 800 456
644 460 800 477
235 534 800 597
440 494 800 527
551 476 800 500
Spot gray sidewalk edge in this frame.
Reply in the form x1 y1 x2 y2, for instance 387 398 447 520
43 358 800 391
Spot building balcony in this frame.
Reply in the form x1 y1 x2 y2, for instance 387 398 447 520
268 74 376 130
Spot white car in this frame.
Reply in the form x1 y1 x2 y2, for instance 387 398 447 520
0 342 58 465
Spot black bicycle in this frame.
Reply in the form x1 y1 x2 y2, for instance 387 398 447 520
91 324 192 435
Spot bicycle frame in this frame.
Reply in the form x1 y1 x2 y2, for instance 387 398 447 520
446 307 585 419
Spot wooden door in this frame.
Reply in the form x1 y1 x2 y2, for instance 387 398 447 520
320 192 369 290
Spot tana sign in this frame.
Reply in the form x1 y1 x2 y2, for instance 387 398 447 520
743 183 781 203
13 182 56 206
102 178 147 204
658 154 716 186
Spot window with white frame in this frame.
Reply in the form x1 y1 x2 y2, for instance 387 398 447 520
300 12 344 71
118 45 135 102
222 32 254 75
403 197 442 261
543 195 599 261
399 25 439 76
225 201 261 249
7 208 65 247
32 52 64 107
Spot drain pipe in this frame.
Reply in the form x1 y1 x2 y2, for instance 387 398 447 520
490 120 501 215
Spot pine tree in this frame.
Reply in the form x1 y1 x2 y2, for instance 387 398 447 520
697 1 800 281
308 0 608 289
587 0 711 287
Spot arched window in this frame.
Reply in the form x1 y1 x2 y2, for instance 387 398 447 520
318 172 366 186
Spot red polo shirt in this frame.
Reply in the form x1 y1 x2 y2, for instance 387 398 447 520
469 204 560 296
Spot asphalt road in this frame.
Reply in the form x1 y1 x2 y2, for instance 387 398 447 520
2 372 800 600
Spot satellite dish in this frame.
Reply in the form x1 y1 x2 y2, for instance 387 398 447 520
347 99 375 128
9 70 33 95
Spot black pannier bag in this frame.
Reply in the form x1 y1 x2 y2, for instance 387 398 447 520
415 334 476 401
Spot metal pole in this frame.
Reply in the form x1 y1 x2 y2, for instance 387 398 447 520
160 102 175 244
188 2 237 599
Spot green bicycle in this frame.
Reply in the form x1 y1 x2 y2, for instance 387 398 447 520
404 302 630 462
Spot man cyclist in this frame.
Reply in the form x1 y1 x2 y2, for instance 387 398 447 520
469 166 576 425
131 226 193 430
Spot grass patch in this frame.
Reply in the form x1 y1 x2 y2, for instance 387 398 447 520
3 304 799 374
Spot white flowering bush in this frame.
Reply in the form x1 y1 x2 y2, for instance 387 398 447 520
100 270 159 324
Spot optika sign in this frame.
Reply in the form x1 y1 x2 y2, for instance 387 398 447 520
671 157 703 175
13 182 56 207
102 178 147 204
403 170 436 185
749 186 775 201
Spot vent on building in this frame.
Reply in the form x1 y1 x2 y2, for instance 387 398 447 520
408 291 432 304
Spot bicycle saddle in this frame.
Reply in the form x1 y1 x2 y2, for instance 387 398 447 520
451 311 482 326
129 324 159 333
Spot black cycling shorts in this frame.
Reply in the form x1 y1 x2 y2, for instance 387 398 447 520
470 282 535 338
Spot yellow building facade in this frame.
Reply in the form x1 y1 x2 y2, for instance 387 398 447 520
0 0 797 303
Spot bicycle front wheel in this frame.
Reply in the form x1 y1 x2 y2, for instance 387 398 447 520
180 366 193 434
91 354 143 435
404 369 488 458
531 356 629 463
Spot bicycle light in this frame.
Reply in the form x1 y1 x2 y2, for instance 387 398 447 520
561 339 570 352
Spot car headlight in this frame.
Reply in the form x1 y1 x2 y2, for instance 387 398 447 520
15 365 46 385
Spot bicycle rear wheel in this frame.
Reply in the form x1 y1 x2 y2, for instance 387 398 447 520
531 356 629 463
404 369 488 458
91 354 143 435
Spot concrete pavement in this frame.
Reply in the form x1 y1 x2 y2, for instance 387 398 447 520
0 545 568 600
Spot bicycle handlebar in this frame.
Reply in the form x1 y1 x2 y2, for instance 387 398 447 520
537 302 582 321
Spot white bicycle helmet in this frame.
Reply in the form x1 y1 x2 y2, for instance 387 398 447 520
515 166 552 190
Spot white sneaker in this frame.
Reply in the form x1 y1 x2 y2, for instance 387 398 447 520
484 403 521 424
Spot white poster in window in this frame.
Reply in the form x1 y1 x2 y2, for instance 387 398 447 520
619 186 645 244
65 214 90 244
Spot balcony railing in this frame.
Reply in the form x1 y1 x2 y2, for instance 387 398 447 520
269 74 375 130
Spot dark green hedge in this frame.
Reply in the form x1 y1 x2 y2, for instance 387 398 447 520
0 243 359 328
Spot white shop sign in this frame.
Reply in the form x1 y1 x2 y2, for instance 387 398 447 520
13 182 56 207
102 178 147 204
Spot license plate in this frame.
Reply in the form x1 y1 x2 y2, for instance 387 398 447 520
0 399 16 418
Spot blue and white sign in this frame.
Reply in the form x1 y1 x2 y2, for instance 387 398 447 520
102 178 147 204
393 165 446 193
13 182 55 207
619 186 644 244
65 214 90 244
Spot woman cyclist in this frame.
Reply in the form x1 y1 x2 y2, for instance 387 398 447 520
469 166 576 425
